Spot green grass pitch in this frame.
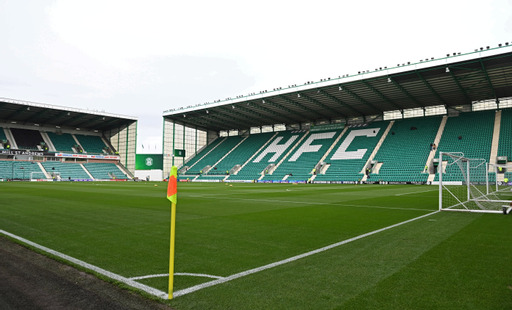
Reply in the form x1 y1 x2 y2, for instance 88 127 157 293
1 181 511 309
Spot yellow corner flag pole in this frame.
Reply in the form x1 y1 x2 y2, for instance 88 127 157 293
167 166 178 299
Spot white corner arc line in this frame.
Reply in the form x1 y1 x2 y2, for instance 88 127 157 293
0 229 168 299
173 210 440 298
130 272 223 281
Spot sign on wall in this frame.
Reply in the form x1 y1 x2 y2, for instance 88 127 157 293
135 154 163 170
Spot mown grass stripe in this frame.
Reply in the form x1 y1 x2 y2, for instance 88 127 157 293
173 210 439 298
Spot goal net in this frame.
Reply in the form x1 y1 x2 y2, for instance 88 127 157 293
438 152 512 214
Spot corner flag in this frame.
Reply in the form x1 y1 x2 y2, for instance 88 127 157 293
168 166 178 299
167 166 178 204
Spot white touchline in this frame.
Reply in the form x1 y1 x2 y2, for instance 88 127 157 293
172 210 440 298
0 229 168 299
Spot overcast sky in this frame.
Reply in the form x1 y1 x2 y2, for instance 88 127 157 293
1 0 511 153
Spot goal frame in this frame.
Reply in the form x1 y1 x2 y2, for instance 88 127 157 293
438 152 512 214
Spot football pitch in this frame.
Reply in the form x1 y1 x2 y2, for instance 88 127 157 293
1 181 511 309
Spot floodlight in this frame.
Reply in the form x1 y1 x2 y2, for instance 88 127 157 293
446 67 450 73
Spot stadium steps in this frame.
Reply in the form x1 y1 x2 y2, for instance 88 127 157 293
47 132 79 153
37 162 51 179
234 132 278 174
316 127 348 166
40 132 56 152
316 122 389 182
425 115 447 175
361 121 394 182
434 111 495 182
489 110 501 170
264 131 310 180
208 135 249 174
374 116 442 183
74 134 107 154
4 128 18 149
232 130 307 181
0 161 44 179
83 162 127 180
0 127 7 149
186 138 226 173
498 108 512 161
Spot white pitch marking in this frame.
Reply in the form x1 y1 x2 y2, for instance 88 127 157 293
173 210 440 298
130 272 223 281
394 189 437 196
185 194 433 212
0 230 168 299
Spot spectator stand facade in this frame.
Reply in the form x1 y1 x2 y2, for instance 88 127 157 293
0 98 136 181
163 44 512 184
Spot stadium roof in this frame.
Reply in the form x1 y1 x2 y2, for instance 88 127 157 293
0 97 137 131
163 44 512 132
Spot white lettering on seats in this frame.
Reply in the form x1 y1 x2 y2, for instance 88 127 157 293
289 132 336 161
330 128 380 160
253 135 299 163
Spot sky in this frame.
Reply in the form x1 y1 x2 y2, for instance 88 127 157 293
1 0 511 154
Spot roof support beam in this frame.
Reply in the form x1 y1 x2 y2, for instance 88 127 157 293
340 86 382 114
361 80 403 110
204 112 244 130
298 93 346 119
415 71 448 106
227 104 283 125
447 69 472 104
217 106 271 127
388 78 424 108
279 95 331 120
479 59 497 99
317 90 364 116
265 98 312 122
248 100 302 124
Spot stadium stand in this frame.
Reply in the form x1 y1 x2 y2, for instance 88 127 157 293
315 122 389 182
173 110 509 184
187 136 244 176
229 130 308 181
47 132 77 153
83 162 128 180
10 128 44 150
0 127 7 149
41 161 91 180
181 138 224 174
498 108 512 160
434 110 495 181
209 132 274 175
373 116 442 182
0 161 44 180
74 134 107 154
263 129 343 181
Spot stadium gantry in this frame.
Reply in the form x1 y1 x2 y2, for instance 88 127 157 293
0 98 137 181
162 44 512 183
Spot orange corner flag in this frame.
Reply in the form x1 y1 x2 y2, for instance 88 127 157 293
167 166 178 204
167 165 178 299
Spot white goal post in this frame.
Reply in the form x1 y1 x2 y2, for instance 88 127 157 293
438 152 512 214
